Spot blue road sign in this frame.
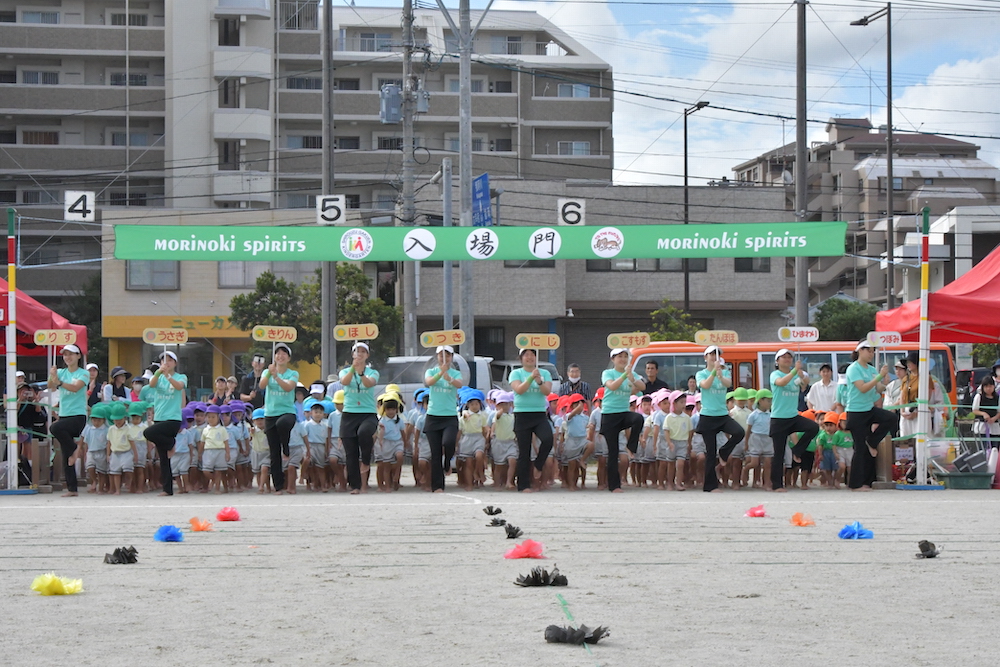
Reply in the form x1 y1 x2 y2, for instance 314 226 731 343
472 173 493 227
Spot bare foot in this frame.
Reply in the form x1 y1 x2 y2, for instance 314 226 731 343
61 491 78 497
433 489 443 493
868 446 878 458
709 488 723 493
612 488 624 493
773 487 788 493
257 487 265 494
158 491 172 497
521 488 533 493
350 489 361 495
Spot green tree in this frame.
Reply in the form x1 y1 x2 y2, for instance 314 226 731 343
974 344 999 368
814 298 879 341
228 266 401 368
650 299 702 342
65 273 108 369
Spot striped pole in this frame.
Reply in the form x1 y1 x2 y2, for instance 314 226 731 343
6 208 17 491
915 205 931 486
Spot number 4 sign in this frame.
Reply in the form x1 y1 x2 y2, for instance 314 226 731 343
65 191 96 223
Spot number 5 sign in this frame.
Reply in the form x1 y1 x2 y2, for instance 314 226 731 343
65 191 96 222
557 198 585 226
316 195 345 226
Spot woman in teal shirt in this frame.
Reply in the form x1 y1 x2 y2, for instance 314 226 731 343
845 340 896 490
338 342 380 494
47 343 90 497
143 350 188 496
694 345 744 492
768 348 818 492
599 348 646 492
510 348 553 492
422 345 465 492
258 342 299 494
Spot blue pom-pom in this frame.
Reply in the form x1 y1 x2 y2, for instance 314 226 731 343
838 521 873 540
154 525 184 542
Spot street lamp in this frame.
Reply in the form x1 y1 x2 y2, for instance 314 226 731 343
852 3 895 309
683 100 710 313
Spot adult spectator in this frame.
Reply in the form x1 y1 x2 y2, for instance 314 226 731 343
326 373 345 400
558 363 592 402
48 344 89 497
240 354 266 410
85 362 102 408
805 364 837 412
643 360 669 394
209 376 230 406
684 375 698 396
102 366 131 402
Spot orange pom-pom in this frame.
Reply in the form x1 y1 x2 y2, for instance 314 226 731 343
216 507 240 522
189 517 213 532
503 539 545 559
790 512 815 527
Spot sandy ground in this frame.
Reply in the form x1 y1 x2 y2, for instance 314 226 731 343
3 475 999 667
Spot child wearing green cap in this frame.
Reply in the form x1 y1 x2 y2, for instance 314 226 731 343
127 402 149 493
745 390 772 489
105 403 136 496
80 404 110 494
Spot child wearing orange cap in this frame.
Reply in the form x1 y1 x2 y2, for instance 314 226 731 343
815 411 844 488
835 413 854 487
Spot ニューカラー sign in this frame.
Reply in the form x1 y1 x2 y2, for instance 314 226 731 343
113 222 848 262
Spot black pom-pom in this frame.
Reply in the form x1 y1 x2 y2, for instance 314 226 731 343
483 506 502 516
505 523 523 539
104 545 139 564
544 625 610 644
487 517 507 527
514 565 568 587
916 540 940 558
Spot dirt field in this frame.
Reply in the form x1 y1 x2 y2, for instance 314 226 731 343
3 484 998 666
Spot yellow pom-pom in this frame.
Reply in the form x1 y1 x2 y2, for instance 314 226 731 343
31 573 83 596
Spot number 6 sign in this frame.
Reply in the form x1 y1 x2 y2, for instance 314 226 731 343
557 198 585 226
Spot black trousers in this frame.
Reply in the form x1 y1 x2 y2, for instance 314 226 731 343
847 408 899 489
265 413 297 491
514 412 553 491
769 415 820 490
144 420 181 495
423 414 458 492
340 412 378 491
50 415 87 493
600 411 645 491
696 413 745 492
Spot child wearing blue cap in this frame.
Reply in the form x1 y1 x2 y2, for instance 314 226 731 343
198 405 230 494
457 390 488 490
303 399 330 492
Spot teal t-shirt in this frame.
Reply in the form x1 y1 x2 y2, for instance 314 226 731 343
769 369 804 420
425 368 461 417
601 368 642 414
696 367 731 417
57 367 90 418
339 366 380 414
150 372 188 422
263 368 299 417
510 367 551 413
835 382 848 408
845 361 879 413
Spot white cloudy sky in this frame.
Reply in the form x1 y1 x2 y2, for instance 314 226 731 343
354 0 1000 188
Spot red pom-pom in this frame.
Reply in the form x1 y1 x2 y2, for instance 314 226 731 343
744 505 767 518
504 539 545 559
216 507 240 522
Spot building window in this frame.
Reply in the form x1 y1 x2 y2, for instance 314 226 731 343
335 136 360 150
447 135 486 152
374 193 396 210
893 176 903 190
109 192 147 206
490 35 521 55
377 136 403 151
0 71 14 84
504 260 555 269
345 194 361 208
218 141 240 170
22 190 58 204
219 18 239 46
23 71 59 85
110 13 148 26
279 1 318 30
447 78 484 93
110 72 147 86
111 132 148 146
334 78 360 90
476 326 505 361
22 11 59 24
734 257 770 273
127 261 179 290
585 258 707 272
360 33 392 52
557 141 590 156
219 79 240 108
657 258 707 272
287 135 321 149
493 80 512 93
0 11 15 22
557 83 590 98
377 77 403 89
924 178 933 185
493 138 512 152
22 131 59 145
285 194 316 208
219 261 270 289
286 76 322 90
0 130 15 144
0 191 15 203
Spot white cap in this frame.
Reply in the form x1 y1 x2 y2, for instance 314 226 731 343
15 370 25 377
518 348 536 358
85 362 99 370
274 342 292 356
855 339 873 351
159 350 178 362
62 344 82 355
352 341 370 352
310 383 325 394
703 345 721 357
609 348 629 358
436 345 454 354
775 348 793 359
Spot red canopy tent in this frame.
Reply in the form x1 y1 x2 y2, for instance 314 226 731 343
876 244 1000 343
0 278 89 356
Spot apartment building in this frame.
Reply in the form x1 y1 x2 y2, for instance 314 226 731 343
732 118 1000 307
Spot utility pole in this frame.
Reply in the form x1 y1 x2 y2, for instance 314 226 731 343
682 100 709 313
321 0 337 375
794 0 809 328
401 0 417 355
442 158 454 329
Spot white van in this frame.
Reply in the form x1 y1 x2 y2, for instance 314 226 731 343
373 354 493 408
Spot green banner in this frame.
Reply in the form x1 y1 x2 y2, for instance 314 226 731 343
113 222 847 262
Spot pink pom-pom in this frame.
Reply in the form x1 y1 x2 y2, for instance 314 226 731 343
744 505 767 518
216 507 240 522
504 539 545 559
